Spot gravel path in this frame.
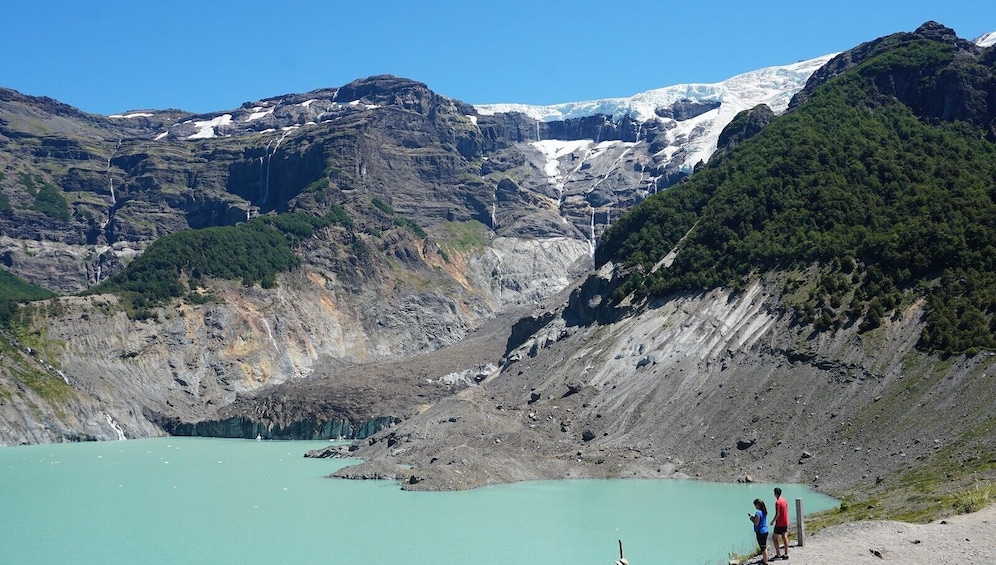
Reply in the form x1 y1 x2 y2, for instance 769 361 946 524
739 503 996 564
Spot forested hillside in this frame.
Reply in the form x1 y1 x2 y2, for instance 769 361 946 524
596 24 996 354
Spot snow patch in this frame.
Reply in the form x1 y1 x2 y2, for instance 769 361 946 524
975 31 996 48
187 114 233 139
347 100 381 110
108 112 153 119
246 107 274 122
532 139 592 179
154 131 169 140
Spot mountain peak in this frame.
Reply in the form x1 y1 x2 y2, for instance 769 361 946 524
913 21 959 43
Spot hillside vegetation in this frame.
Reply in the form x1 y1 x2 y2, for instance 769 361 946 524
596 28 996 354
0 270 54 326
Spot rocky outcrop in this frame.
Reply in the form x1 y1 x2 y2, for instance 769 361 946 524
790 22 995 134
715 104 775 154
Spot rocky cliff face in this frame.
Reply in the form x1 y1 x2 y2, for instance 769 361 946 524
1 56 834 444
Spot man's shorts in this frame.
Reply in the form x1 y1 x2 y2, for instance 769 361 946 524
774 525 788 535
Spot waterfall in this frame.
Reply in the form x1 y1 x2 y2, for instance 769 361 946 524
535 121 540 142
260 141 273 205
492 249 504 301
262 128 296 207
106 138 121 205
103 413 126 441
588 207 596 258
491 183 497 229
262 318 278 351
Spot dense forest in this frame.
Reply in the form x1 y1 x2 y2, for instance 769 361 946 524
0 269 54 326
596 32 996 354
88 208 353 315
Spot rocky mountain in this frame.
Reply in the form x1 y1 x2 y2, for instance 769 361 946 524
0 46 836 444
2 21 995 522
323 22 996 522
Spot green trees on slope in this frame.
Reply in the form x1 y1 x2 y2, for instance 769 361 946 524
596 34 996 354
91 220 299 305
0 270 55 327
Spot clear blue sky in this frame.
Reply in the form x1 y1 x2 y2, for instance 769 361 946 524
2 1 995 115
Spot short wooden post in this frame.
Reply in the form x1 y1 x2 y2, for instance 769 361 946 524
795 498 805 547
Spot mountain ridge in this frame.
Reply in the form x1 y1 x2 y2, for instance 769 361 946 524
1 22 995 526
318 23 996 524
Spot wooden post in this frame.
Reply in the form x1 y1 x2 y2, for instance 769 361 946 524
795 498 805 547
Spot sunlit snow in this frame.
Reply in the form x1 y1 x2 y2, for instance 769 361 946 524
246 107 274 122
346 100 381 110
480 55 837 174
475 56 834 123
976 31 996 48
532 139 592 179
187 114 233 139
108 112 153 119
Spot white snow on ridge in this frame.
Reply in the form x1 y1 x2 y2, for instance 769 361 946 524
478 34 993 127
475 54 835 124
976 31 996 48
347 100 381 110
246 107 274 121
479 54 836 174
108 112 154 119
187 114 233 139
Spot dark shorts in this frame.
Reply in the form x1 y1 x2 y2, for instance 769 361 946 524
774 525 788 535
756 532 769 548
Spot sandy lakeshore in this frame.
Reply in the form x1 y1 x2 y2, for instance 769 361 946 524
738 503 996 564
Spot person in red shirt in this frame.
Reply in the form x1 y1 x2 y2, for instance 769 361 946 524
771 487 790 559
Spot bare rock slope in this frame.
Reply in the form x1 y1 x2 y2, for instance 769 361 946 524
337 267 996 510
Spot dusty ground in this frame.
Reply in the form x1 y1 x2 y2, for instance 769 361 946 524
739 503 996 565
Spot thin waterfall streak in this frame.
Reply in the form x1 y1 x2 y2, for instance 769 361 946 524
262 318 278 351
104 413 126 441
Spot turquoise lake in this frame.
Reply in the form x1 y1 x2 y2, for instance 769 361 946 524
0 437 837 564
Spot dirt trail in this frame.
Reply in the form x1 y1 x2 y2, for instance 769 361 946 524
740 504 996 564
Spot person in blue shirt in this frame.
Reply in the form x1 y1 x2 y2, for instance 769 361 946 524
749 498 770 564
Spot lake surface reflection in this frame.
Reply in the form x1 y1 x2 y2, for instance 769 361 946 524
0 437 836 564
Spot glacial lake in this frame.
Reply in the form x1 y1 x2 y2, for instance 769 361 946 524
0 437 836 564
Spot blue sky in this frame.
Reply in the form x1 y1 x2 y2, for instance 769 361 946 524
2 1 995 116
